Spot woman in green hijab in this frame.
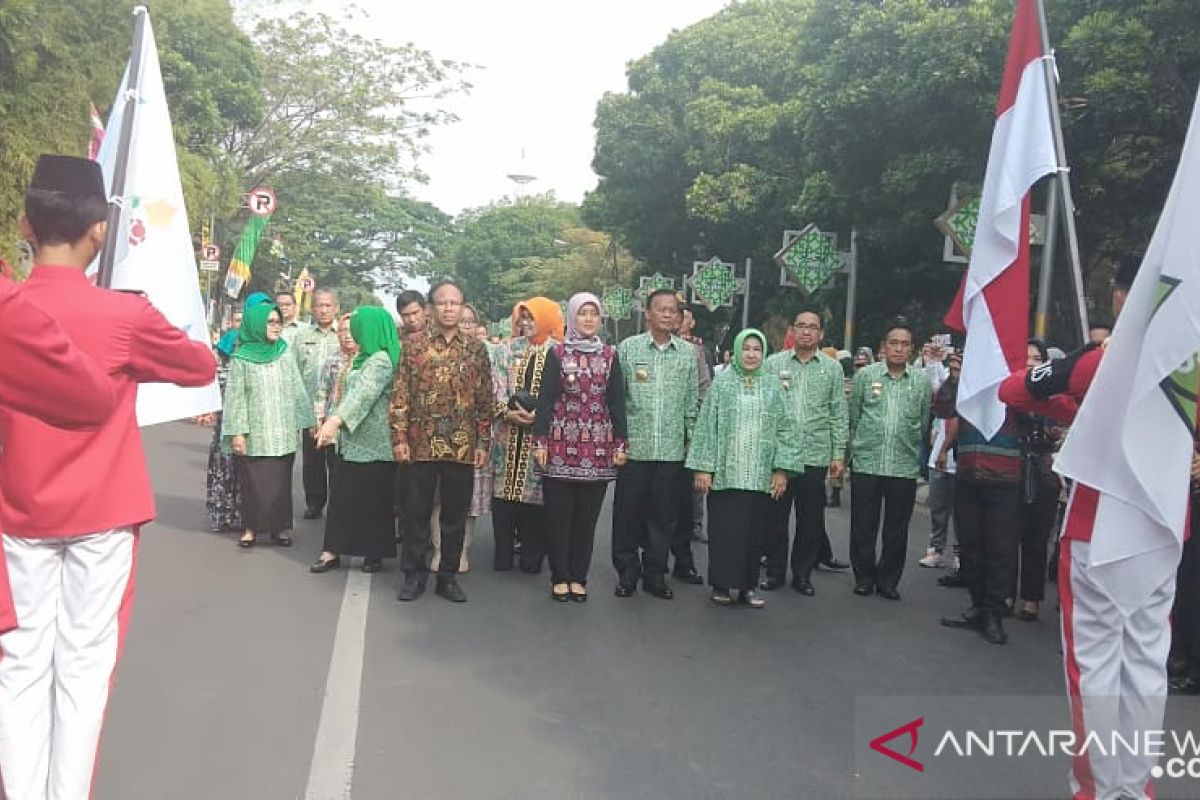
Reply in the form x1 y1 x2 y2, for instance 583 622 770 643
686 329 798 608
310 305 401 574
222 303 316 548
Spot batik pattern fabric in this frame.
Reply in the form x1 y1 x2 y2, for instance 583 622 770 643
206 357 242 531
389 330 493 464
313 351 351 421
332 350 396 464
532 344 628 483
491 337 549 504
848 361 932 479
616 333 699 462
763 349 849 469
222 350 316 457
686 369 798 493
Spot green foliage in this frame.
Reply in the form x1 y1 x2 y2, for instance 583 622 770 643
587 0 1200 348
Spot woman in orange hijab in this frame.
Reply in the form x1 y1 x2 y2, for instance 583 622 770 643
490 297 564 573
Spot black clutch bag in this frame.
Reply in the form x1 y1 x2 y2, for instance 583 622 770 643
508 390 537 412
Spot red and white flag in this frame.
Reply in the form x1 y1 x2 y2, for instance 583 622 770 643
945 0 1058 438
87 101 105 161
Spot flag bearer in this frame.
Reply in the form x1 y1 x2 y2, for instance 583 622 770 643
0 155 216 800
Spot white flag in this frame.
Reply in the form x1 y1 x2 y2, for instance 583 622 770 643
1053 82 1200 613
94 8 221 426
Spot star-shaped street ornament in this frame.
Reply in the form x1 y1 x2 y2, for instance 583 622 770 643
688 257 742 311
635 273 676 302
601 286 634 320
774 225 843 295
934 193 980 258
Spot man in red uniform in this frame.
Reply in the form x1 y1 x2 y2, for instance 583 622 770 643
0 155 216 800
999 257 1161 800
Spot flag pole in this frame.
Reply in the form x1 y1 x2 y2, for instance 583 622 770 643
1034 0 1090 342
96 5 149 289
844 226 858 352
1034 179 1060 339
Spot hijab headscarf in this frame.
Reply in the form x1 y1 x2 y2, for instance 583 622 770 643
350 306 401 370
565 292 604 353
218 292 274 356
517 296 565 346
732 328 767 378
232 302 287 364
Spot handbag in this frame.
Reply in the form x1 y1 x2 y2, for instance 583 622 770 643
508 389 537 413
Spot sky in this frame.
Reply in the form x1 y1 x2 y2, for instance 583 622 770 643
311 0 732 216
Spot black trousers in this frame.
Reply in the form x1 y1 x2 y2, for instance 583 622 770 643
400 461 473 576
763 466 829 583
393 462 411 542
492 498 548 572
611 460 680 583
302 433 330 513
1172 500 1200 676
954 481 1021 615
1016 484 1059 602
849 473 916 592
707 490 768 591
671 468 697 574
543 479 608 584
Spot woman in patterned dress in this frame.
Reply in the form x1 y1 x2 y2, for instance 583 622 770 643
310 306 400 573
533 292 628 602
489 297 564 572
222 302 315 548
687 329 795 608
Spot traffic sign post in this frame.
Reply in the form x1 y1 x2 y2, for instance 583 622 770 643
247 187 277 217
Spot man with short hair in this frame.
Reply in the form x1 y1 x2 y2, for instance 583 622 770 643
395 289 428 340
761 310 849 595
848 320 931 600
294 289 342 519
670 302 710 579
0 155 217 798
275 290 308 343
391 279 492 603
612 289 699 599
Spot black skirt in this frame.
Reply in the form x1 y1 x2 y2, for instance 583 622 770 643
323 454 397 559
238 454 295 535
706 489 769 590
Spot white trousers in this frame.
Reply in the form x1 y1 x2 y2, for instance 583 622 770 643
1060 538 1174 800
0 530 137 800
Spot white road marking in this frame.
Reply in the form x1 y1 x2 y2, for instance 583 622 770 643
304 570 372 799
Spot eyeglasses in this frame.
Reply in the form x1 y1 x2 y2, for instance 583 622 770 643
792 322 821 331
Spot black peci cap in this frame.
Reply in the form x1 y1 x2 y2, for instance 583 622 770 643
29 155 105 202
1113 255 1142 290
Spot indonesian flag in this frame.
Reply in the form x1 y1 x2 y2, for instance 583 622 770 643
87 101 105 161
944 0 1058 438
1052 82 1200 613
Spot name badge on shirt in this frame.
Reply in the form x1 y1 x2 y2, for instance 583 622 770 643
778 369 793 391
870 381 883 400
635 362 650 382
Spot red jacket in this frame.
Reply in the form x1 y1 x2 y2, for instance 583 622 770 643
0 265 216 539
999 348 1103 542
0 272 119 632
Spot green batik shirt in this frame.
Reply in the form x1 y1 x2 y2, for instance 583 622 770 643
848 361 931 479
293 323 342 409
222 350 317 457
332 351 396 463
686 370 799 492
617 333 699 462
764 349 848 469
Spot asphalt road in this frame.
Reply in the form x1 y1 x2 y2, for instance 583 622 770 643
89 422 1169 800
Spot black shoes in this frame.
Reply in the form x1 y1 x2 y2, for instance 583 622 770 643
270 532 292 547
876 587 901 601
552 583 571 602
759 577 784 591
739 590 765 609
818 558 850 571
672 568 704 585
940 608 983 631
396 572 427 602
361 559 382 574
435 576 467 603
309 556 341 574
302 507 323 520
853 583 875 596
1169 675 1200 695
981 613 1008 645
614 581 637 598
791 578 815 596
644 577 674 600
937 571 967 588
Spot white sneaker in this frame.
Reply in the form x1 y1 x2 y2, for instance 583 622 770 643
918 548 943 568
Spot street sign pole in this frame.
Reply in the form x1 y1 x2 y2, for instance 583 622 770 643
742 258 752 330
844 227 858 353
